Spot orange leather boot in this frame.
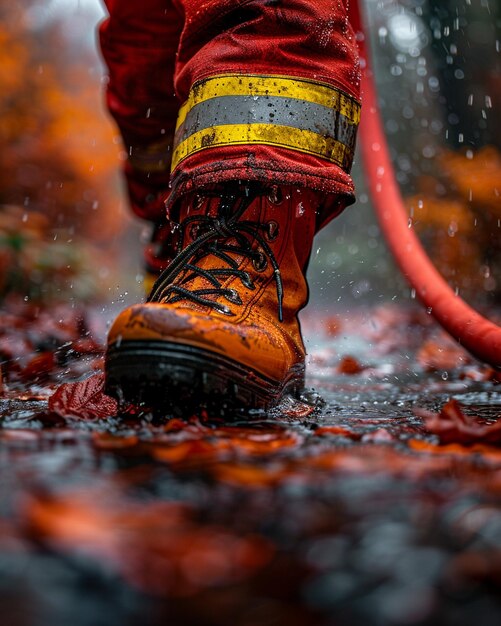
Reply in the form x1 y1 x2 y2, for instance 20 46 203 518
105 183 321 413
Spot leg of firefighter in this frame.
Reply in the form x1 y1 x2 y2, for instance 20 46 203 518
105 0 362 413
99 0 185 290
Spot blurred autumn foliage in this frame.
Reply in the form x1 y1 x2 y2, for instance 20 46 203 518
0 2 124 303
408 146 501 302
0 205 104 302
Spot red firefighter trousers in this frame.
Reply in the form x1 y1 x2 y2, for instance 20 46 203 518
99 0 361 233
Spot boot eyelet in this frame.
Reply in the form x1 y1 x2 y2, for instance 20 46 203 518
216 303 234 316
242 272 255 290
267 186 283 205
225 289 242 305
265 220 279 242
252 251 268 272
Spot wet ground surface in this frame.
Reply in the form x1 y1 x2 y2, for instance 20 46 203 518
1 302 501 626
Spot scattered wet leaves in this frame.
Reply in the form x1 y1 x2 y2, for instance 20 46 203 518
24 491 274 597
2 302 501 625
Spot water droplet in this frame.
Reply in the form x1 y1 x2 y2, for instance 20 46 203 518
296 202 305 217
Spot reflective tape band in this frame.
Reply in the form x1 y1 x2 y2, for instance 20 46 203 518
172 124 353 172
176 74 361 129
174 95 356 150
172 74 361 172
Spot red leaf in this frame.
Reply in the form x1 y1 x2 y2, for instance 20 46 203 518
338 355 364 375
49 373 117 420
70 338 103 355
21 351 56 381
92 432 138 449
324 315 342 337
315 425 360 439
415 399 501 445
417 339 469 371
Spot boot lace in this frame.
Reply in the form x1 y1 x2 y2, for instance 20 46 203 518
147 184 284 322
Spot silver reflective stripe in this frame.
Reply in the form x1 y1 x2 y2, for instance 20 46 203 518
174 94 357 155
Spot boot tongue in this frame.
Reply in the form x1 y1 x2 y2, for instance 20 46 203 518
180 187 262 247
176 194 215 246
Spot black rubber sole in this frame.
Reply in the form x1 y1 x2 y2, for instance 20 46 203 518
105 340 304 416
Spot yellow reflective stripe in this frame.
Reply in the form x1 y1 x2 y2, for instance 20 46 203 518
176 74 361 131
128 136 173 173
172 123 353 171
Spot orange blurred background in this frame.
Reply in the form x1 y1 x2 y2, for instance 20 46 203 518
0 1 142 305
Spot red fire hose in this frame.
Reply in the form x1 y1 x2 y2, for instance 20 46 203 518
351 0 501 368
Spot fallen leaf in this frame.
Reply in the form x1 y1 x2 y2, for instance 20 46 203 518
92 432 139 450
315 425 360 439
21 351 56 381
153 439 229 465
338 355 364 375
212 462 287 487
415 399 501 445
417 339 469 371
361 428 395 443
49 373 117 420
408 438 501 464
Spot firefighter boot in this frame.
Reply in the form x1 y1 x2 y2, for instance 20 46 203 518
105 183 320 413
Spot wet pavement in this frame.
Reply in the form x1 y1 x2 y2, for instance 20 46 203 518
1 302 501 626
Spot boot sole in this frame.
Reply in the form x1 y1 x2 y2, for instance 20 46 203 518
105 340 304 415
